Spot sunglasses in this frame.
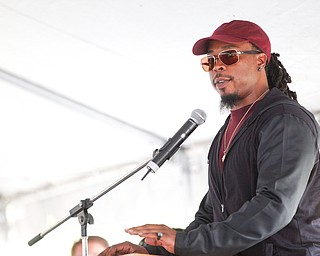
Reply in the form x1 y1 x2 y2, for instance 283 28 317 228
201 49 263 72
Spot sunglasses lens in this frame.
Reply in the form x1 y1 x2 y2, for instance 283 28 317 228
200 50 240 72
219 50 239 65
201 56 214 72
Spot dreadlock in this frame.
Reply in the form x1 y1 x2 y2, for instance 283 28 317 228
266 53 297 101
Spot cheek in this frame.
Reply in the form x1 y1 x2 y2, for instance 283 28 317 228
234 66 256 84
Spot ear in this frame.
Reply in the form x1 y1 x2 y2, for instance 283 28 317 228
257 53 267 68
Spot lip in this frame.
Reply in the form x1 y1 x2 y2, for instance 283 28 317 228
214 76 232 89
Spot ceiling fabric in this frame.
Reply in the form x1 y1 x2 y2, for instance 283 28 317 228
0 1 319 255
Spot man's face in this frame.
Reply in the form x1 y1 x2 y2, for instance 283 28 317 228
206 40 264 110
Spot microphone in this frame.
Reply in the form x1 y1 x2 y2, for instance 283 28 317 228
145 109 206 175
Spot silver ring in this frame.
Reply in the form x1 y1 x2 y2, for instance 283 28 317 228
156 232 163 240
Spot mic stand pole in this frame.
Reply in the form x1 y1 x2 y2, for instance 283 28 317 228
28 159 151 256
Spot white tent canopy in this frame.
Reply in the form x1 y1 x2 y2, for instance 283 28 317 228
0 1 319 255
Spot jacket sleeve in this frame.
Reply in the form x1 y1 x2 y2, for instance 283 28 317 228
143 193 214 256
175 114 319 256
184 192 214 232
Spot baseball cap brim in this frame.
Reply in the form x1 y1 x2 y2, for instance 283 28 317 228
192 35 249 55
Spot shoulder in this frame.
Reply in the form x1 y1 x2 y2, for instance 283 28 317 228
247 88 320 143
254 88 319 132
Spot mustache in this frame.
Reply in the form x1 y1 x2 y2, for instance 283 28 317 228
214 73 233 80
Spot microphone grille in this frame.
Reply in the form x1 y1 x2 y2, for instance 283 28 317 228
190 109 207 125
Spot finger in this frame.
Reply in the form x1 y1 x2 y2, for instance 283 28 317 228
156 231 163 240
145 232 166 244
144 237 162 246
97 247 110 256
101 244 126 256
126 224 165 234
126 229 162 243
125 224 153 233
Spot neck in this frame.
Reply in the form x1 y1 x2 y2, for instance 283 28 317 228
232 86 269 110
232 88 269 110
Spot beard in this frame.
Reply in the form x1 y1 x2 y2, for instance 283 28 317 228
220 93 241 111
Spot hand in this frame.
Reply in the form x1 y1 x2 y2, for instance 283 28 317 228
97 241 148 256
125 224 176 254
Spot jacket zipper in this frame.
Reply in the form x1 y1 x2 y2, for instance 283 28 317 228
214 130 226 215
220 169 225 214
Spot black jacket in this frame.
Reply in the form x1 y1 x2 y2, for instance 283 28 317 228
174 88 320 256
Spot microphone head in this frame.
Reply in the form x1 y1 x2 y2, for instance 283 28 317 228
190 109 207 125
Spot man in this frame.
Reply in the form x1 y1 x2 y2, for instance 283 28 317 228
71 235 109 256
99 20 320 256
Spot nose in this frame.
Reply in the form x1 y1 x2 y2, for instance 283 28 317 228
213 58 226 72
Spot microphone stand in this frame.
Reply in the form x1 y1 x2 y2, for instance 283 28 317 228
28 159 151 256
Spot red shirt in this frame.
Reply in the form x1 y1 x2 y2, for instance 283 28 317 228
219 104 255 171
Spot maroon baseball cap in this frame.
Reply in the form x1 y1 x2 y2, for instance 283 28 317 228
192 20 271 61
